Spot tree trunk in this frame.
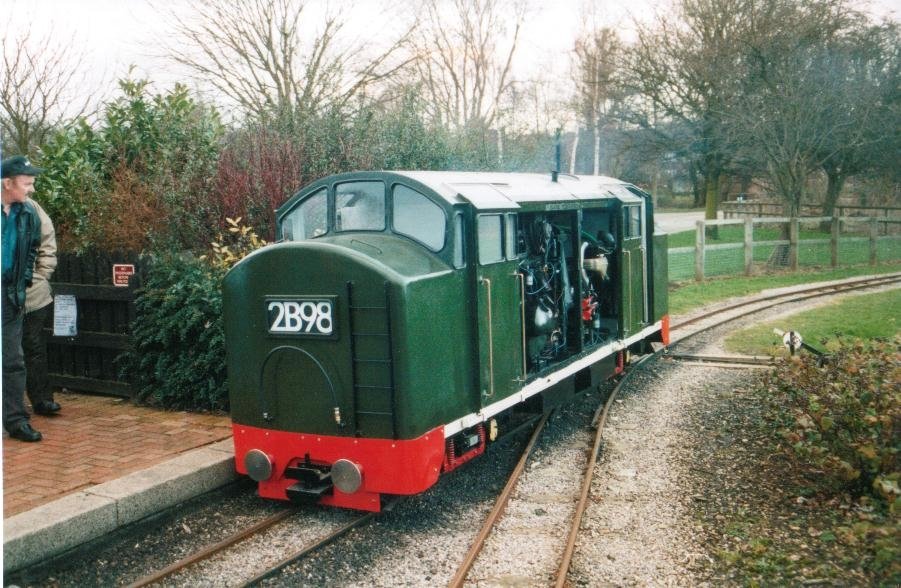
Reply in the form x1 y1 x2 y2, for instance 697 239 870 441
689 164 703 207
704 172 720 239
569 129 579 175
593 121 600 175
822 169 845 218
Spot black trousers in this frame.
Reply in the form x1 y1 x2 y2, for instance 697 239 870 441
23 303 53 406
2 294 29 431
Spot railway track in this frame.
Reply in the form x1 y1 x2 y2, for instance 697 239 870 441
124 273 899 587
125 504 380 587
669 272 901 338
447 272 900 587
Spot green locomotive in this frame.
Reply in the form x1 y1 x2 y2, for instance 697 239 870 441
224 171 669 511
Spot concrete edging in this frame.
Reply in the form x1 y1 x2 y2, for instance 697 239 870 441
3 439 236 573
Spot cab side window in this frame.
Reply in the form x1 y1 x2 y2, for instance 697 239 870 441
392 185 446 251
453 213 465 268
623 205 641 239
281 188 327 241
478 214 504 265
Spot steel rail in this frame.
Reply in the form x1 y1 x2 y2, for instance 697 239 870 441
553 274 900 585
236 507 385 588
447 411 553 588
126 274 899 588
556 352 657 588
125 508 295 588
669 275 901 348
666 353 775 366
670 273 901 332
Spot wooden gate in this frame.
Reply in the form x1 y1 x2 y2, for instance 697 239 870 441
45 251 146 397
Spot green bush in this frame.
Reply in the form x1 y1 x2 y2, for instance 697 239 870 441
36 78 223 253
122 220 266 411
760 336 900 508
122 254 228 411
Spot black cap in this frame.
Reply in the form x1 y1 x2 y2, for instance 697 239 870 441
1 155 44 178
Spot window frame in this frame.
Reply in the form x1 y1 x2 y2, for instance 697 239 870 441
390 182 448 252
477 213 506 266
334 180 387 233
279 186 329 241
623 204 642 239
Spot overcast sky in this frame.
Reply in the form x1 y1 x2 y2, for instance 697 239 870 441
4 0 898 119
1 0 672 104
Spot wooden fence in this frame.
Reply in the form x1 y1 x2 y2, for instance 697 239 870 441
721 200 901 222
45 251 146 397
667 216 901 282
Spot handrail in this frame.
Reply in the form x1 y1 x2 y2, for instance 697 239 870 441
624 250 632 336
515 272 527 381
480 277 494 398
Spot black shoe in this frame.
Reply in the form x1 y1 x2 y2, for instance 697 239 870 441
9 422 42 442
33 401 61 415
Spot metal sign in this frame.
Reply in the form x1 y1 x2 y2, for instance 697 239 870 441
113 264 136 287
53 294 77 336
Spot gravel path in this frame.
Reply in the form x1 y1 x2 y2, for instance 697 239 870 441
569 364 749 587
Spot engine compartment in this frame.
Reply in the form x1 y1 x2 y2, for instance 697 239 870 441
517 209 618 373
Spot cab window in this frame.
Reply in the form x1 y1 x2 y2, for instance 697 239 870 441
281 187 327 241
505 214 518 258
336 181 385 231
392 185 446 251
478 214 504 265
623 205 641 239
453 213 465 268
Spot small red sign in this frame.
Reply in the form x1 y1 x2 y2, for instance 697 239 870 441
113 264 136 287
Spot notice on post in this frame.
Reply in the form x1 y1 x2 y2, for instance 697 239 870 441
53 294 78 337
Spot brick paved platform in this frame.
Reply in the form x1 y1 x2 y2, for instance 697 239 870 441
2 391 232 518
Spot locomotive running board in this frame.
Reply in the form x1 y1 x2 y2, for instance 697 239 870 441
443 320 664 437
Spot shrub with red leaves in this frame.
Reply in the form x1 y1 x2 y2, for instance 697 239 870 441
212 127 303 241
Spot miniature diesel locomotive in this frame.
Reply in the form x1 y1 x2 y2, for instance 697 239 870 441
223 171 669 511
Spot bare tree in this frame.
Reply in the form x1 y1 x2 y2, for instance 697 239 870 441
167 0 413 124
1 24 92 158
410 0 527 130
627 0 748 221
726 0 869 216
814 21 900 217
572 27 622 175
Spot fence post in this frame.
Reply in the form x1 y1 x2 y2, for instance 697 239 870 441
870 218 878 266
789 218 799 271
695 220 705 282
744 218 753 276
831 216 839 268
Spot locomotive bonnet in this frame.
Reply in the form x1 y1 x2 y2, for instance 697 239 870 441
224 171 669 511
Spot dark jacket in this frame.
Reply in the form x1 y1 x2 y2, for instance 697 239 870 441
3 200 41 309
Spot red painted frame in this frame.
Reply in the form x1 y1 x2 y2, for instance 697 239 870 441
233 424 446 512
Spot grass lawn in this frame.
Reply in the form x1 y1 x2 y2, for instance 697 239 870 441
667 262 901 315
722 288 901 355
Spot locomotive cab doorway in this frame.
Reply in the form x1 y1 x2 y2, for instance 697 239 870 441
475 212 524 407
617 195 648 337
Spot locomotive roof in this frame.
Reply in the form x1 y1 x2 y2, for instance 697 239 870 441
391 171 645 209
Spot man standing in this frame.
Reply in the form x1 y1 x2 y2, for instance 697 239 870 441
2 155 44 442
24 197 59 415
